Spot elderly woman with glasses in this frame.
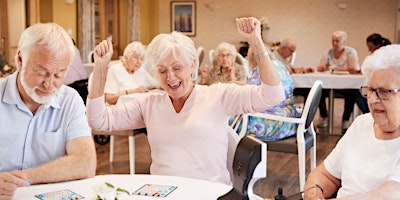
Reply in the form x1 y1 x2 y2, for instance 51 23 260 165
303 44 400 200
203 42 247 85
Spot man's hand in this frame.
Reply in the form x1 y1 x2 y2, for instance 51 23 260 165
0 171 30 200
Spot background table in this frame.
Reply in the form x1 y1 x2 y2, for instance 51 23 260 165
291 71 365 134
14 174 232 200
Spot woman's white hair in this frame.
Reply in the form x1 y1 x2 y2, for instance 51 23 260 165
362 44 400 81
15 23 75 69
123 41 145 59
332 31 347 41
144 31 199 81
214 42 237 63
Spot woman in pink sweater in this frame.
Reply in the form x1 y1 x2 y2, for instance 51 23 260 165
87 17 284 185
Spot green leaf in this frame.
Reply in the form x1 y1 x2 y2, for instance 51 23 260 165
116 188 130 195
105 182 115 188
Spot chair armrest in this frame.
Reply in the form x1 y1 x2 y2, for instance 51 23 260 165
247 113 304 124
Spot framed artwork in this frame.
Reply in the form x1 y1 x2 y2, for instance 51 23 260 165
171 1 196 36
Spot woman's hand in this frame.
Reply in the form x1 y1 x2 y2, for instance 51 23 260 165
94 37 114 70
236 17 261 45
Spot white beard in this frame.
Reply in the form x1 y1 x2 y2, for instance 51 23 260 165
20 67 59 104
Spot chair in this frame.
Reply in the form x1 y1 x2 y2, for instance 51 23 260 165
197 46 205 66
220 128 267 200
290 51 296 66
238 80 322 192
87 51 94 63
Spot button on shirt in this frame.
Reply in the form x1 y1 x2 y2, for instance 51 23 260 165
0 72 91 172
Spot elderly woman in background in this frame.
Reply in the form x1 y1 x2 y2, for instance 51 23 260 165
87 17 284 185
204 42 247 85
304 44 400 200
316 31 360 131
104 41 158 105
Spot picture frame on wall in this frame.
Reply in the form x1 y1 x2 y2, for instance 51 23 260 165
171 1 196 36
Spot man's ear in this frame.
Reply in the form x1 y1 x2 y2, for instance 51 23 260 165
16 51 22 70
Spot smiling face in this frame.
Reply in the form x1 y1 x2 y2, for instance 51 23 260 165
367 68 400 134
156 51 194 101
18 45 70 104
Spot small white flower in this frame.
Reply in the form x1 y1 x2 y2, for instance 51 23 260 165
93 182 130 200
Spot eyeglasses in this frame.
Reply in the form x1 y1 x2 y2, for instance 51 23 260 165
218 53 232 58
360 86 400 100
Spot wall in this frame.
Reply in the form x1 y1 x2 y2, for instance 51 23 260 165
140 0 159 44
52 0 77 41
7 0 26 65
158 0 397 67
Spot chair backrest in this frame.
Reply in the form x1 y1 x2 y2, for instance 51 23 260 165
223 128 267 200
290 51 296 66
209 49 217 67
198 46 205 66
88 51 94 63
235 52 251 78
302 80 323 129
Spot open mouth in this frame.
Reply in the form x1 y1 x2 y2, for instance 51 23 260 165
168 82 181 90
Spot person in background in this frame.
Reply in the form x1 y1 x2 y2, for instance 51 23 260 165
303 44 400 200
104 41 158 105
0 23 96 200
356 33 392 114
316 31 360 131
231 46 300 141
274 38 314 102
0 50 8 76
64 39 89 103
87 17 284 185
274 38 314 74
204 42 247 85
366 33 392 54
197 63 209 85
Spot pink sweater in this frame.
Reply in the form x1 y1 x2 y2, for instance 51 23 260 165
87 83 284 184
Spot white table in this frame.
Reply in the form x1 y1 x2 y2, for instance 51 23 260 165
291 71 366 134
14 174 232 200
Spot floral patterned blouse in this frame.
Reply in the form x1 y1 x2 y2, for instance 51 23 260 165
231 59 301 141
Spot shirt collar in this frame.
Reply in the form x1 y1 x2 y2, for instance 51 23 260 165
3 71 61 110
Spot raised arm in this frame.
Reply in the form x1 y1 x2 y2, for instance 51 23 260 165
88 37 114 99
236 17 280 86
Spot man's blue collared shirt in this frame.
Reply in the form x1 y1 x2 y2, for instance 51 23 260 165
0 72 91 172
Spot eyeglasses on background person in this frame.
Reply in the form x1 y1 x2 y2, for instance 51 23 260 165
360 86 400 100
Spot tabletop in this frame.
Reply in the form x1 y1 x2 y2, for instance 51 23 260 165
14 174 232 200
291 71 366 89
